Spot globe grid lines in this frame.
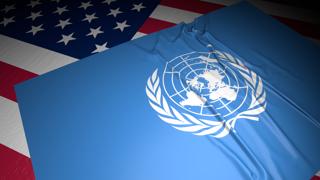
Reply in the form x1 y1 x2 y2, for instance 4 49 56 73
209 56 250 117
204 52 210 71
168 55 198 103
184 64 228 97
179 56 215 115
176 56 228 97
184 67 224 100
169 86 190 98
216 57 250 118
167 57 205 104
170 71 187 101
168 54 220 114
204 52 250 117
181 56 200 77
171 60 222 110
166 57 202 102
148 51 267 138
214 64 238 111
181 57 237 112
163 51 251 117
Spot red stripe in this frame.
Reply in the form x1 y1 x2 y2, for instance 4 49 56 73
0 144 35 180
311 176 320 180
0 61 37 102
160 0 224 14
274 16 320 39
139 17 176 34
158 0 320 40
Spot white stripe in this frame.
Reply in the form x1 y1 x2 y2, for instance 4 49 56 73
202 0 319 23
0 96 30 157
0 34 78 156
132 32 147 40
0 35 77 75
201 0 239 6
150 5 201 24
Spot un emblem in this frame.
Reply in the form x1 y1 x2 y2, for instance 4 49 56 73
146 51 267 138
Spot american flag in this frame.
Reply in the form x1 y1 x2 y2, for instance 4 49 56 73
0 0 319 179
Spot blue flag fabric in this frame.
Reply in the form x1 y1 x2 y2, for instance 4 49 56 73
15 2 320 179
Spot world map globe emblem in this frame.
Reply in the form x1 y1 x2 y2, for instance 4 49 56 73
146 50 267 138
162 51 249 119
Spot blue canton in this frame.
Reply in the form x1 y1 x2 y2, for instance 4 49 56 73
0 0 159 58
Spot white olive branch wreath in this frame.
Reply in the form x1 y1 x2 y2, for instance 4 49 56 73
146 51 266 138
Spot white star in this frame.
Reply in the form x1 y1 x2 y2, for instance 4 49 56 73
113 20 130 32
1 4 15 13
0 16 15 27
78 1 93 10
101 0 116 5
55 18 72 29
92 42 108 53
108 8 122 17
131 3 145 12
86 26 103 38
26 24 44 35
57 33 76 45
27 0 42 8
26 11 42 21
82 13 98 23
53 6 68 15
